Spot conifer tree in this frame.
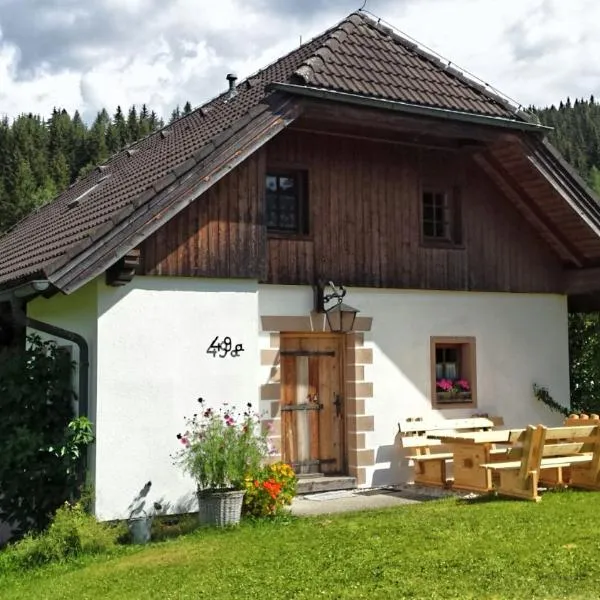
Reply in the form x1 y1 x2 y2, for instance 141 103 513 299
127 105 139 143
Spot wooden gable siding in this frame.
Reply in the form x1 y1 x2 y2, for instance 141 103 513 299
141 129 564 293
489 142 600 261
266 130 564 293
141 150 266 278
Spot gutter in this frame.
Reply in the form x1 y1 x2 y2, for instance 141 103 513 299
270 83 552 134
0 280 52 303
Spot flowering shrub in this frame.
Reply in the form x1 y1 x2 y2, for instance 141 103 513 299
174 399 269 491
243 462 297 517
436 379 470 394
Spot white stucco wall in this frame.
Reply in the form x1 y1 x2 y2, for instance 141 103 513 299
259 285 570 487
20 278 570 521
94 277 260 521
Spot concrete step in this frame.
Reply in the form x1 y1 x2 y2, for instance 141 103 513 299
297 475 357 495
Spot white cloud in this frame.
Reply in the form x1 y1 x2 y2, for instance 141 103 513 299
381 0 600 108
0 0 598 121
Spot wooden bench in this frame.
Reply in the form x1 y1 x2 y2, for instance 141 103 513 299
481 424 600 501
539 413 600 487
398 417 500 488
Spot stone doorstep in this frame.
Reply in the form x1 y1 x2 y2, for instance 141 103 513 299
296 475 357 495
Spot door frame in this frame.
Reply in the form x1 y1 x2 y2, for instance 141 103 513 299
279 332 347 475
259 312 374 486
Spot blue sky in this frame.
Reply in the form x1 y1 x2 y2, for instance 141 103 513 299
0 0 597 120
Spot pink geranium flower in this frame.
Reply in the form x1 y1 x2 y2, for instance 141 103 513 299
436 378 454 392
456 379 470 392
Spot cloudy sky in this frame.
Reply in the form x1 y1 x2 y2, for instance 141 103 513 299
0 0 597 122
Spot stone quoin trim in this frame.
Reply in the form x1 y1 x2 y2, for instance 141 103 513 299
260 315 374 481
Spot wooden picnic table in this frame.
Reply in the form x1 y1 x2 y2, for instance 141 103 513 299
426 429 524 493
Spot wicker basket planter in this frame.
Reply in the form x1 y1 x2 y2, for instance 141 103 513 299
197 489 246 527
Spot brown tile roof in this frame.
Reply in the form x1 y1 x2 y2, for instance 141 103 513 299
0 11 535 292
292 13 516 119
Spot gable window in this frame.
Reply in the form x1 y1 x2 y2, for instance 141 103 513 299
422 187 461 246
265 170 308 236
430 337 477 408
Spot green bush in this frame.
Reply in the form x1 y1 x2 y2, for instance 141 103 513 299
0 335 93 538
5 501 123 570
243 462 297 518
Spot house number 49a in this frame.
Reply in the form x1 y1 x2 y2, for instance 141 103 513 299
206 336 245 358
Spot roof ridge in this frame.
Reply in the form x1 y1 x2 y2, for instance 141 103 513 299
293 13 361 85
356 9 534 122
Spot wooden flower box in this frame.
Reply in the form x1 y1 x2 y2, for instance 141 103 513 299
436 391 472 404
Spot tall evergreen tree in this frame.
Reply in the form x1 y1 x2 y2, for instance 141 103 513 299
170 105 181 123
127 105 139 143
113 106 128 148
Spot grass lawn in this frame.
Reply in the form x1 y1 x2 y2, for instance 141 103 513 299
2 491 600 600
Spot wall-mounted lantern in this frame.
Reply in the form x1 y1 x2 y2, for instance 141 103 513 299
315 281 360 333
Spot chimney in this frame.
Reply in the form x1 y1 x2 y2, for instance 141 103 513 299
226 73 238 99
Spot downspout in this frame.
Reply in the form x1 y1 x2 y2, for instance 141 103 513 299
25 316 89 419
9 302 91 487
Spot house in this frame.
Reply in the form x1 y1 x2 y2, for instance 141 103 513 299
1 10 600 521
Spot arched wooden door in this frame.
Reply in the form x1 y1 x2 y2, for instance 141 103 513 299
280 334 346 475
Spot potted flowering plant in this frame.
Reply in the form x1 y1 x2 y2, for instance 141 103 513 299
174 398 268 526
436 378 471 403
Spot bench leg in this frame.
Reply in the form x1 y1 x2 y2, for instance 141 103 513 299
452 443 493 492
413 460 449 488
539 467 566 488
494 469 541 502
569 465 600 491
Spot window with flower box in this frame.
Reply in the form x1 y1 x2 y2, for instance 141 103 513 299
430 337 477 408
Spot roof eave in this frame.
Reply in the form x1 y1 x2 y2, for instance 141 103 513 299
0 279 53 303
524 138 600 240
270 83 552 134
48 94 302 295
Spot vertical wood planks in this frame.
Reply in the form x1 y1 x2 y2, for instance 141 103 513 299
140 129 564 293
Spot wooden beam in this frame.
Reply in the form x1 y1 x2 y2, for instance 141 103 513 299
474 152 584 267
289 124 469 151
565 267 600 295
300 100 518 144
105 248 141 287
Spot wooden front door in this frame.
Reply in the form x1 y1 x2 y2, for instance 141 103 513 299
280 334 345 475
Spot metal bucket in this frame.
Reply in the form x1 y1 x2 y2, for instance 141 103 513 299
128 516 153 544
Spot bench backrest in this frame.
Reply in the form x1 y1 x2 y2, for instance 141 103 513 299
399 417 495 435
564 414 600 426
507 425 600 473
398 417 496 450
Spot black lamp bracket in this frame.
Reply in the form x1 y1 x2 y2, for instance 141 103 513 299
315 280 346 312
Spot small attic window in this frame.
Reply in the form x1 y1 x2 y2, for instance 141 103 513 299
265 170 309 236
66 180 104 209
